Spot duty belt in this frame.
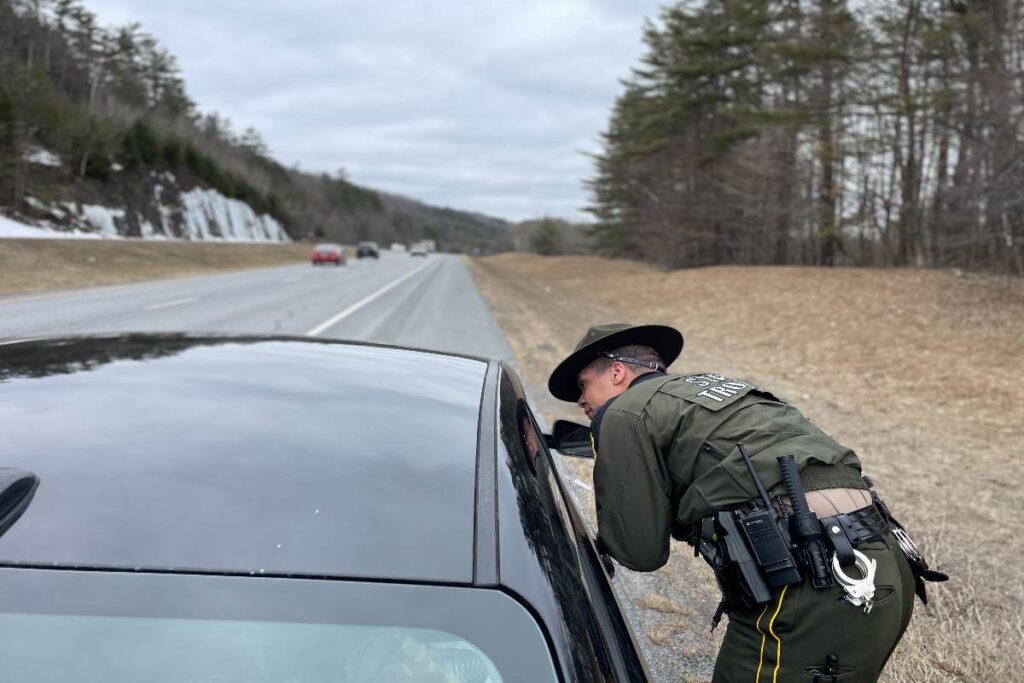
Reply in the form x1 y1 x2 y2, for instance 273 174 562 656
820 505 890 567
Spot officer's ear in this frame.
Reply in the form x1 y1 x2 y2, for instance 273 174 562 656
609 361 631 385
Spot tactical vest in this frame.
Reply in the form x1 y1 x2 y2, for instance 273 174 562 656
606 373 865 526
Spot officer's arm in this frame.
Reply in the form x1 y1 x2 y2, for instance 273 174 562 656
593 409 672 572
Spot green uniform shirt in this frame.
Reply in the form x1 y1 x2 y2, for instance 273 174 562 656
592 372 866 572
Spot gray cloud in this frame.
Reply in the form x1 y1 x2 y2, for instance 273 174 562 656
86 0 666 221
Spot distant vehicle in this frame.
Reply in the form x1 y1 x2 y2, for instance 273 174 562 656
410 243 429 257
0 336 653 682
390 242 406 253
310 243 345 266
421 239 437 252
357 241 380 259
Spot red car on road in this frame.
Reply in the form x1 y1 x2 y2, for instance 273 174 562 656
311 243 345 266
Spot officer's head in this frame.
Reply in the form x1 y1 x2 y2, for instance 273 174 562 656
548 323 684 415
576 345 664 419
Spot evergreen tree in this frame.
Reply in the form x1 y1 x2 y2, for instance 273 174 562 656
588 0 1022 273
530 217 566 256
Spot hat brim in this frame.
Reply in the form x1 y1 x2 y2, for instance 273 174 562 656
547 325 684 402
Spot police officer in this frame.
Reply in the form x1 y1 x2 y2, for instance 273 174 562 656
548 323 940 683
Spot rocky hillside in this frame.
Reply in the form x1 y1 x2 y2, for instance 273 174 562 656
19 151 287 241
0 0 511 251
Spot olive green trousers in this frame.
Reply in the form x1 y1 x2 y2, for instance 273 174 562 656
712 534 915 682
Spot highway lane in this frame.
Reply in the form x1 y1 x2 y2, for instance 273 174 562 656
0 253 516 364
328 252 515 360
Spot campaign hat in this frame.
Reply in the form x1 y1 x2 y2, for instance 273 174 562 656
547 323 683 402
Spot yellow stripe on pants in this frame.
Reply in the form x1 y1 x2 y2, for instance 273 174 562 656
753 602 770 682
768 586 789 683
754 586 788 683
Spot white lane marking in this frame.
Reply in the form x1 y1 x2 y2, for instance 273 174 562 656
143 296 199 311
306 261 435 337
572 479 594 492
282 276 302 283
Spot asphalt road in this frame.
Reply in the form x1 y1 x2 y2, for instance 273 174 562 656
0 253 516 363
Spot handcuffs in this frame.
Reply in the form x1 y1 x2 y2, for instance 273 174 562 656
831 549 877 614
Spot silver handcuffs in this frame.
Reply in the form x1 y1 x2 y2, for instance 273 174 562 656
831 549 877 614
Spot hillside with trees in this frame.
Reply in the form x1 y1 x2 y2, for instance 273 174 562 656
588 0 1023 274
0 0 510 249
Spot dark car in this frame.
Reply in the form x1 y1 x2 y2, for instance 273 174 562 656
0 335 651 682
356 241 380 259
310 243 345 266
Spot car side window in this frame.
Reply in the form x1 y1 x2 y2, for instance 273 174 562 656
516 402 586 569
516 402 650 681
498 374 621 681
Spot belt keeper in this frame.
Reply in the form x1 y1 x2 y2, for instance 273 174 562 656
822 517 856 566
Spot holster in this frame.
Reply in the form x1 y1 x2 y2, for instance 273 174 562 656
686 519 748 630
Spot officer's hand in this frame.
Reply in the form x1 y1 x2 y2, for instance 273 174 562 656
600 552 615 577
595 536 615 577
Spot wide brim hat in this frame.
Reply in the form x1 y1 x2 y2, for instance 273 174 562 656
547 323 684 402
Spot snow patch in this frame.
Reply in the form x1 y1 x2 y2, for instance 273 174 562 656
24 147 61 167
8 180 287 242
78 204 126 236
140 219 161 238
0 213 106 239
24 196 49 212
178 187 288 242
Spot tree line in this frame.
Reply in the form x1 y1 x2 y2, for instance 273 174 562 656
588 0 1023 274
0 0 288 211
0 0 506 248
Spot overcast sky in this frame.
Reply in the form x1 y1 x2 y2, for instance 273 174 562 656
84 1 667 222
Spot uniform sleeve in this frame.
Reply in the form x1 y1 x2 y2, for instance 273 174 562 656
593 408 672 572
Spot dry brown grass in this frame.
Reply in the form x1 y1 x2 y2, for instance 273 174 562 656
637 593 690 615
0 239 314 296
469 253 1024 683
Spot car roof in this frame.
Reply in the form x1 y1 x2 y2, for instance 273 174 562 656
0 336 488 584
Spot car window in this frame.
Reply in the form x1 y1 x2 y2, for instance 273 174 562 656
0 613 502 683
517 402 586 568
0 569 558 683
514 399 651 682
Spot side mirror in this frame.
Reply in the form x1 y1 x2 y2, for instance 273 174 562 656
543 420 594 459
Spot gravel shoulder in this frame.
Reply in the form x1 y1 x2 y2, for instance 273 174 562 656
468 253 1024 683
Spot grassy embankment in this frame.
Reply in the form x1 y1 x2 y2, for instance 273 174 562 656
0 239 312 296
469 253 1024 683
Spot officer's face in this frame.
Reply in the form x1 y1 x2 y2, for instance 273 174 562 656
576 363 629 420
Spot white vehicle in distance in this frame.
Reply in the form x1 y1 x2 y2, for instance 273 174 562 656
390 242 407 253
410 243 429 257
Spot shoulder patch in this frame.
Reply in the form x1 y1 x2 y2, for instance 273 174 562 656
660 373 755 411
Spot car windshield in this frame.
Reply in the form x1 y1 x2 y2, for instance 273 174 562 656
0 571 558 682
314 244 337 251
0 613 502 683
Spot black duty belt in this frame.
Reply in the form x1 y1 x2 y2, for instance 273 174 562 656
820 505 890 567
